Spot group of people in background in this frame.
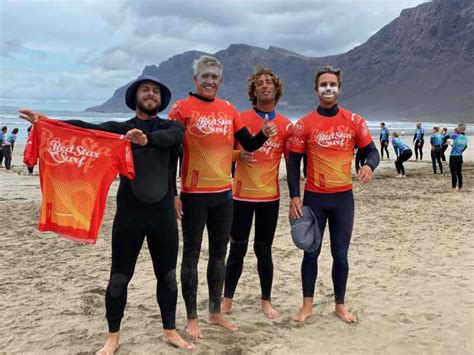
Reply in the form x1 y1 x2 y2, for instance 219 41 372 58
378 122 468 191
0 125 19 173
0 125 35 174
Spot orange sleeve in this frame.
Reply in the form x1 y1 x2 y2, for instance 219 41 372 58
354 114 373 149
117 141 135 180
233 108 245 132
168 101 185 123
288 118 306 153
232 150 240 162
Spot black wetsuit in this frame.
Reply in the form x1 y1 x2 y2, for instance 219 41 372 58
64 117 183 331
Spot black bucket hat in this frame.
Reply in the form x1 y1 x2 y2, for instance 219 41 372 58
125 75 171 112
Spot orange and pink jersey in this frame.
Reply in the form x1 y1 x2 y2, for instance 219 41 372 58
168 95 245 193
233 110 292 202
289 107 372 193
24 118 135 243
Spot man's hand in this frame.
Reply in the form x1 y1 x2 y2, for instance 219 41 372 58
174 196 183 219
357 165 373 184
289 196 303 219
262 115 277 137
125 128 148 146
18 109 47 124
239 150 257 167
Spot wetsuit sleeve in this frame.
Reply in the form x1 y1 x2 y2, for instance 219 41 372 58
392 139 399 157
420 130 424 140
146 120 184 148
430 135 434 145
287 152 304 198
380 132 383 141
234 127 268 152
356 141 380 171
170 147 179 196
62 120 128 134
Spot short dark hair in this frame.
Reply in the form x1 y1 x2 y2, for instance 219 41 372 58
12 128 19 134
314 65 342 89
1 126 6 132
381 122 385 126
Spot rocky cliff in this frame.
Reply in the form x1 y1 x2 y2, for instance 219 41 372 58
86 0 474 123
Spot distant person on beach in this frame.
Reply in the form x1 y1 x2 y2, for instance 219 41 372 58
379 122 390 159
413 122 425 160
0 126 6 167
19 74 193 353
2 127 18 172
287 65 380 323
25 126 34 175
441 127 449 162
430 126 443 174
448 123 468 192
392 132 412 178
222 66 291 319
169 55 275 339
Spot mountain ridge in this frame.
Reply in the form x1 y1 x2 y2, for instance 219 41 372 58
86 0 474 123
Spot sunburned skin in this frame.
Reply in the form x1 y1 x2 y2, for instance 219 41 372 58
196 67 222 86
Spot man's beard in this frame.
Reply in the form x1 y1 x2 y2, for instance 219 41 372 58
137 99 159 116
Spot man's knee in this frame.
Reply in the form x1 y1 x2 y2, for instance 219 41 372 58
254 242 271 260
108 273 130 299
161 269 177 292
229 239 248 260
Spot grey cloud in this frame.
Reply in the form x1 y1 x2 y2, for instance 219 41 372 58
0 33 21 57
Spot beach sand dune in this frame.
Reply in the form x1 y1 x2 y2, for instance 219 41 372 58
1 143 473 353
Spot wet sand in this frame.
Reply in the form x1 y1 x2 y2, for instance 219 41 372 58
1 141 473 354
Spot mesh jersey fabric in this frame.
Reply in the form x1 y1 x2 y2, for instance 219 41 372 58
24 118 135 243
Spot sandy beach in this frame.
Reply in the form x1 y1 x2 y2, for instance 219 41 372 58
1 140 473 354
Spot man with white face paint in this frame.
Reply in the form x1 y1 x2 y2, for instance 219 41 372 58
169 55 277 339
287 66 380 323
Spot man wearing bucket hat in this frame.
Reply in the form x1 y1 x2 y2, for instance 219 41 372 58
287 65 379 324
19 75 193 352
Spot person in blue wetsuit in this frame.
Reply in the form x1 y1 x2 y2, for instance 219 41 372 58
430 126 443 174
379 122 390 159
441 127 449 162
413 122 425 160
449 123 468 192
392 132 412 178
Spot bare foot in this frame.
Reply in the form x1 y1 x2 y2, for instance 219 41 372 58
207 312 238 331
185 318 204 339
221 297 233 314
292 297 313 322
261 300 279 319
163 329 194 350
335 304 357 323
96 333 120 355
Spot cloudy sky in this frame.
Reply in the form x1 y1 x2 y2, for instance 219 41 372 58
0 0 427 111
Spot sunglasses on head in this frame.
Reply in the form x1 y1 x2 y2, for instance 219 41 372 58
316 65 341 75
